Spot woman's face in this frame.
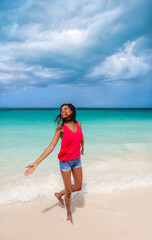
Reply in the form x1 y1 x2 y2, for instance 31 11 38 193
61 105 73 119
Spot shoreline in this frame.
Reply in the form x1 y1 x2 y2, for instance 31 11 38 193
0 186 152 240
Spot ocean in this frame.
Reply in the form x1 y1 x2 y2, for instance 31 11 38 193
0 108 152 205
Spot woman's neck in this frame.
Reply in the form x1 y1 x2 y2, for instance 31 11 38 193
64 120 75 124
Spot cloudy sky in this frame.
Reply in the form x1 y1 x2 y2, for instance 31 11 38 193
0 0 152 108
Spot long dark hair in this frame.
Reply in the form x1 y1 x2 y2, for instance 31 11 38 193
54 103 77 130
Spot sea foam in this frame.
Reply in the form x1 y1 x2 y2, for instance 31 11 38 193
0 157 152 205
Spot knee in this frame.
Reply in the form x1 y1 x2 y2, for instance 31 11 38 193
76 186 82 191
66 189 72 198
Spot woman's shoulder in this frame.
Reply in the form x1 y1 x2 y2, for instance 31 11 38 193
77 121 81 127
56 124 64 132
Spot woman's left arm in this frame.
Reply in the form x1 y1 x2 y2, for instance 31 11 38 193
79 122 84 155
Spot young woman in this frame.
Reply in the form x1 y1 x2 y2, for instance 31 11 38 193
24 103 84 224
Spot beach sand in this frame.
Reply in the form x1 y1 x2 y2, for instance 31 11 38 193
0 186 152 240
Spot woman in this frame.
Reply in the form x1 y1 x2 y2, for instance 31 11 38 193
24 103 84 224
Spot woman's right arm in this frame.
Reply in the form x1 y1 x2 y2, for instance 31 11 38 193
34 125 62 166
24 125 62 176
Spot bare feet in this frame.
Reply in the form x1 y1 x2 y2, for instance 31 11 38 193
54 192 65 207
67 213 73 224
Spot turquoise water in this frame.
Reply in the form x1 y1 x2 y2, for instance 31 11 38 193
0 108 152 205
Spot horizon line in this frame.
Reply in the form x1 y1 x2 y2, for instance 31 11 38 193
0 107 152 110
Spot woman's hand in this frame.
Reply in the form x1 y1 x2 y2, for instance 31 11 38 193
24 163 37 176
81 148 84 155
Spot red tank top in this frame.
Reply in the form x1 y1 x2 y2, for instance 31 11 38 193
58 121 83 161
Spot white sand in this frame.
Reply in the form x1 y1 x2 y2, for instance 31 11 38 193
0 186 152 240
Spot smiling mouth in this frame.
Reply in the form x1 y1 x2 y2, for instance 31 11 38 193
62 113 68 116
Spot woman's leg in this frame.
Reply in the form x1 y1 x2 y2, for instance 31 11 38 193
60 169 73 223
55 167 82 198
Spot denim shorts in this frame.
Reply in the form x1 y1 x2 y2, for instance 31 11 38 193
59 156 82 172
